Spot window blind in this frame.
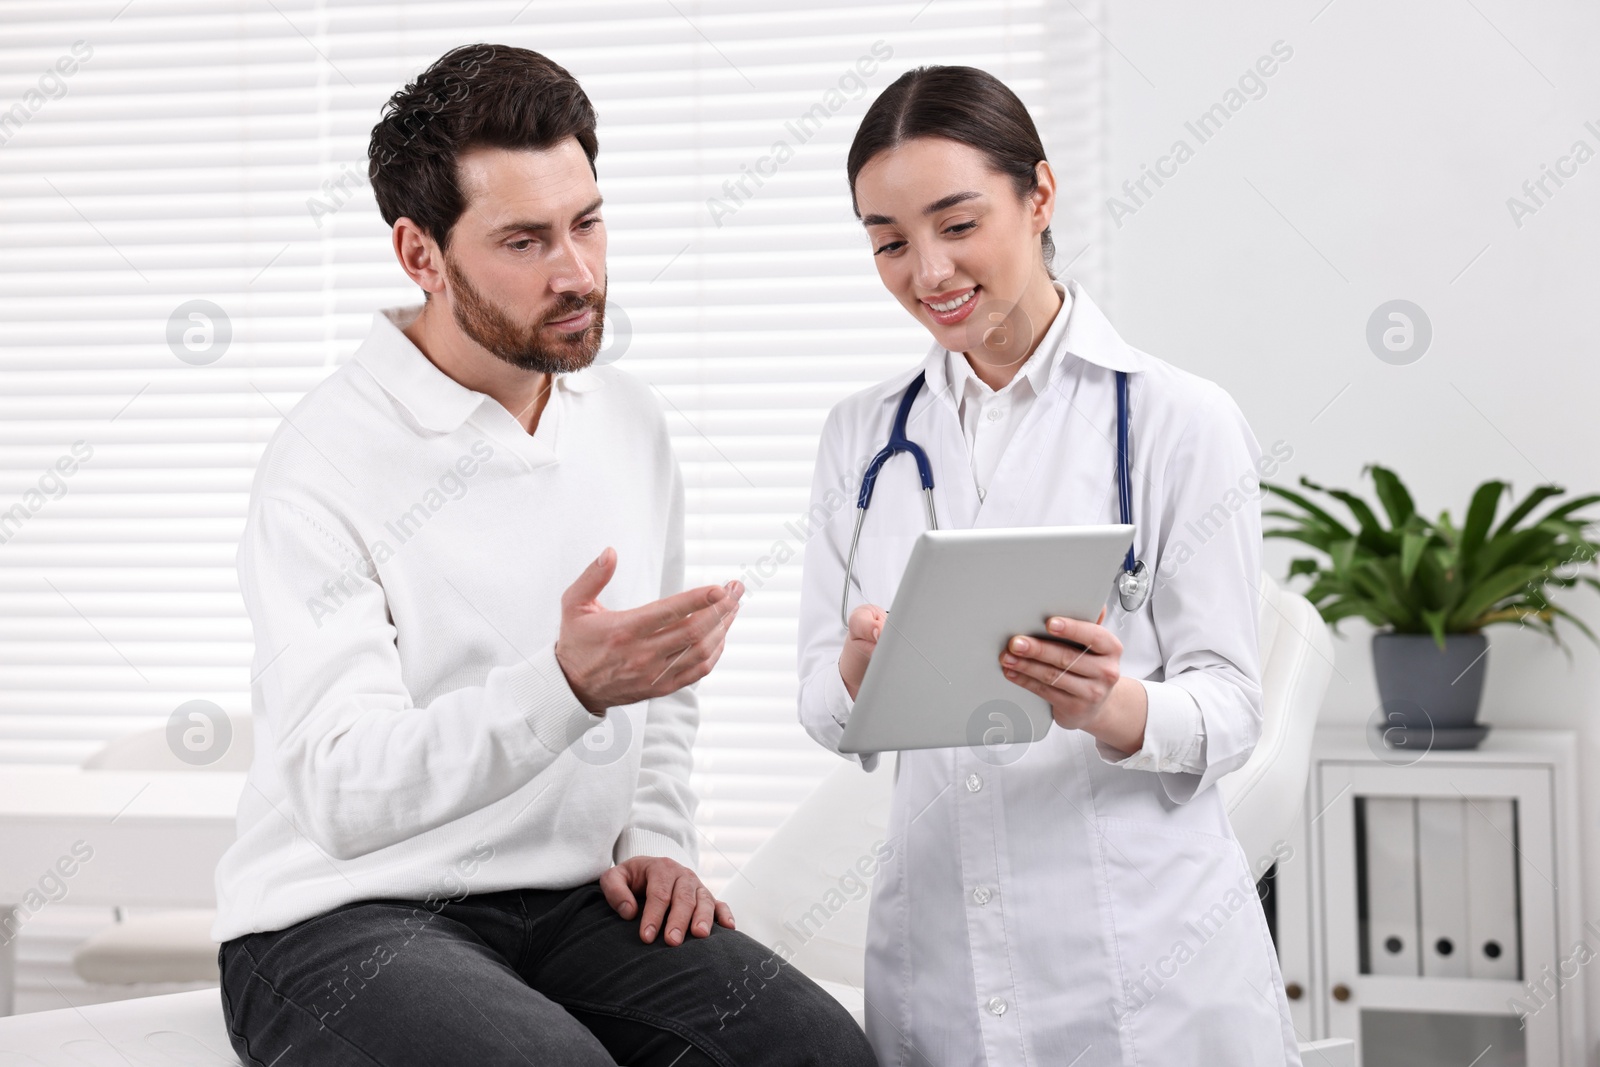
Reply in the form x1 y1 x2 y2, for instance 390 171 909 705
0 0 1106 889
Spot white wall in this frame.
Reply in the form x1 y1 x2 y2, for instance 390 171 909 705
1103 0 1600 1048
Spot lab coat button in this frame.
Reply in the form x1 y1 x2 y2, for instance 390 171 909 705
987 408 1003 421
987 997 1007 1015
965 773 983 793
972 885 992 905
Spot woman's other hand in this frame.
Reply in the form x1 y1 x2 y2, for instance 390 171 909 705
839 603 888 700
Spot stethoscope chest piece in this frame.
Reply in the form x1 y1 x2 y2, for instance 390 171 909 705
1117 559 1150 613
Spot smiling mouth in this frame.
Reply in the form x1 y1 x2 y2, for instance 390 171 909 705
925 289 974 312
921 285 980 325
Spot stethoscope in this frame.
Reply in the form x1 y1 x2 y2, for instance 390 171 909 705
840 367 1151 629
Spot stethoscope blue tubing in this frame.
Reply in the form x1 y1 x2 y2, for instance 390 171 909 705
840 368 1142 629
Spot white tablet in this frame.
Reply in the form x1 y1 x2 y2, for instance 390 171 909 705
838 525 1135 756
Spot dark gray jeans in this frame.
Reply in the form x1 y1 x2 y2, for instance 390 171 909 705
218 882 877 1066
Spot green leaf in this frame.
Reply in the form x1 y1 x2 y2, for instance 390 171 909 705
1492 484 1565 538
1322 488 1401 552
1571 543 1600 566
1460 480 1508 566
1262 482 1353 539
1399 530 1430 587
1265 528 1341 553
1420 608 1449 651
1302 577 1347 604
1447 564 1547 629
1366 464 1417 527
1349 558 1416 628
1287 557 1321 578
1536 493 1600 525
1319 599 1387 626
1471 526 1558 584
1435 510 1458 545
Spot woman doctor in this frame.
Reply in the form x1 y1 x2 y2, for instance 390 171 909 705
797 66 1302 1066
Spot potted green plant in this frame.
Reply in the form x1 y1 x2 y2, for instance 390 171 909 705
1263 465 1600 749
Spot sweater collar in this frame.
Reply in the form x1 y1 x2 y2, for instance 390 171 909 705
355 304 604 434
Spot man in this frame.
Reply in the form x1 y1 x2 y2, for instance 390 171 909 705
213 43 876 1067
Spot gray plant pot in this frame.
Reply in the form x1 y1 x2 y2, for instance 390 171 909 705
1371 632 1489 750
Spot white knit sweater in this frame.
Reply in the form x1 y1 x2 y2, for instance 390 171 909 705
212 305 698 941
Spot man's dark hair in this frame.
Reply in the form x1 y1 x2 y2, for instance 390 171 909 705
367 44 599 254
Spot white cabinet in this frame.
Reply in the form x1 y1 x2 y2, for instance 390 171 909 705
1274 728 1585 1066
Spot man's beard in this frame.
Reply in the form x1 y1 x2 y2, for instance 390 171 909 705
443 252 606 375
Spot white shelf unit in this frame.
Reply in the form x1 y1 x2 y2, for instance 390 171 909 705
1275 727 1585 1067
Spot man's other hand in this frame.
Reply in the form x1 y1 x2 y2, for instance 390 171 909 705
599 855 735 946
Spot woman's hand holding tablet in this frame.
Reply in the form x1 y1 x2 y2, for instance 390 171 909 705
999 606 1150 757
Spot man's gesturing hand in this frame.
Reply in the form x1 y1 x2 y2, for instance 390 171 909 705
555 548 743 714
600 856 735 945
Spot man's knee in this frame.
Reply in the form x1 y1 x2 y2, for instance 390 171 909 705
693 931 876 1065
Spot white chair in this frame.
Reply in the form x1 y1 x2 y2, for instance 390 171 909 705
70 718 252 987
719 570 1335 1018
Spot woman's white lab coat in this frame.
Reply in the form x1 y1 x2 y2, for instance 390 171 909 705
797 281 1302 1067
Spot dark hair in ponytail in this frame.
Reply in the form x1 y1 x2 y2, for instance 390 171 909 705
846 65 1055 276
